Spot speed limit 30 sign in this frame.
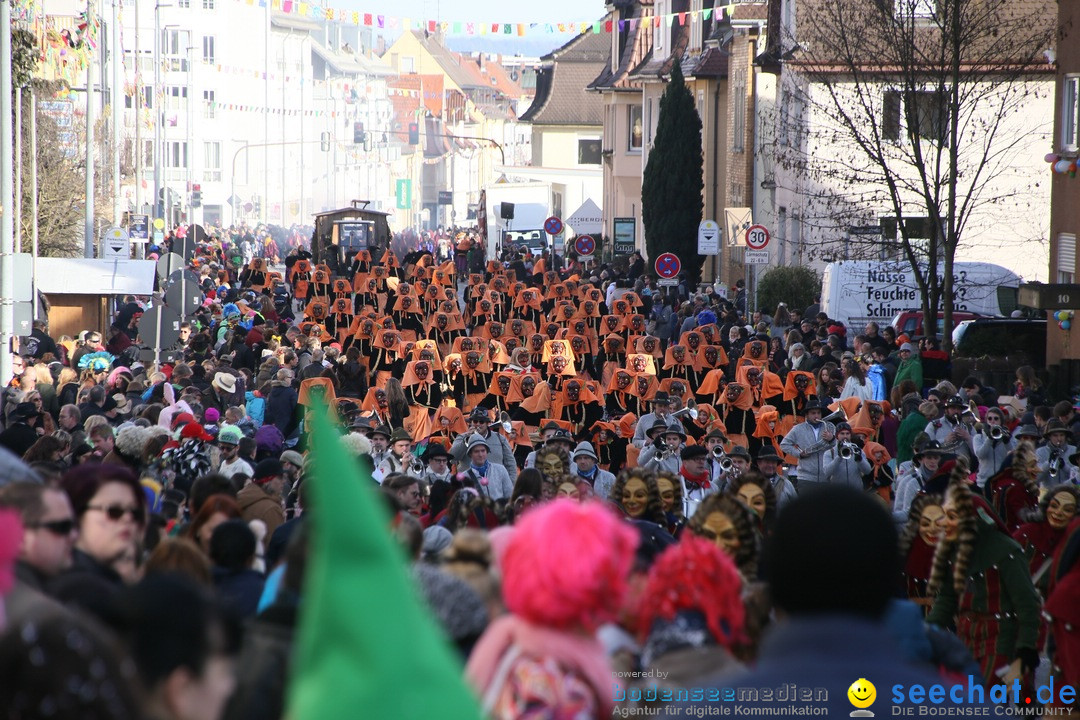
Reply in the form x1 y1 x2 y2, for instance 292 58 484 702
745 224 770 250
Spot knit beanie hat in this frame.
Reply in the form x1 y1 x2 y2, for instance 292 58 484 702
764 487 897 619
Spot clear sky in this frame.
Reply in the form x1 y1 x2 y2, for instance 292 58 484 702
335 0 609 25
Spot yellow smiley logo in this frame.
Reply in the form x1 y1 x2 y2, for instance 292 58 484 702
847 678 876 713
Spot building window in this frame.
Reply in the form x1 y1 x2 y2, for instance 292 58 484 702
202 0 214 8
164 141 188 168
578 138 602 165
400 56 415 73
165 86 188 112
882 90 901 141
778 206 787 266
1062 75 1080 151
202 36 215 64
779 89 790 147
646 98 653 145
178 0 190 7
204 141 221 181
655 0 669 55
732 71 746 152
203 90 215 119
161 29 188 56
911 90 948 144
628 105 643 151
1059 233 1076 284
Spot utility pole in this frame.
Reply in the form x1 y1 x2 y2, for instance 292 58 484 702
30 86 38 320
14 87 21 253
112 0 122 225
153 1 162 225
85 0 97 259
1 0 15 382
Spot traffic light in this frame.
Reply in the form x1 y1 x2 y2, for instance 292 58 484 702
191 184 202 209
353 122 366 145
408 122 419 145
320 131 330 152
253 197 261 215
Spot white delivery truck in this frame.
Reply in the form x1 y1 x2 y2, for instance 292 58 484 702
820 260 1021 331
482 181 551 260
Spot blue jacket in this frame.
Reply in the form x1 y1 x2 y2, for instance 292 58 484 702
697 616 993 714
245 391 266 428
867 364 888 401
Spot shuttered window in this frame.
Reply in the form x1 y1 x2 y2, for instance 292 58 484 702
1059 233 1076 284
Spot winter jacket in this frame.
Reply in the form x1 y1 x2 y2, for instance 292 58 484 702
264 385 298 438
213 566 265 618
893 357 923 391
973 432 1013 488
866 364 888 401
244 391 266 428
461 462 514 501
780 421 835 488
822 447 872 491
236 483 285 546
637 443 682 475
895 411 928 465
449 430 517 481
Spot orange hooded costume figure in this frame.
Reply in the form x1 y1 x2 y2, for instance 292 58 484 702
777 370 817 436
402 360 441 413
718 382 755 449
736 364 785 408
605 369 637 418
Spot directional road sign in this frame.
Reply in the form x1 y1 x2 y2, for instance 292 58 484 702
745 224 770 250
655 252 681 279
544 216 564 236
574 235 596 256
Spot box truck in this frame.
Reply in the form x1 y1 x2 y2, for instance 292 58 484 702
820 260 1021 332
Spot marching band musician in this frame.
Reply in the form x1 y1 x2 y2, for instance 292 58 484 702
779 397 836 495
973 406 1014 490
638 420 686 475
923 395 974 462
822 422 872 491
1036 419 1076 488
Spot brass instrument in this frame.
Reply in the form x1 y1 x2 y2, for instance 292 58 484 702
838 441 859 460
990 425 1007 441
671 399 699 421
710 447 735 473
822 406 848 424
1049 450 1063 479
489 411 512 434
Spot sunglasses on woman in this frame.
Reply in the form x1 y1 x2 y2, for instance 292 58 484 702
87 504 146 524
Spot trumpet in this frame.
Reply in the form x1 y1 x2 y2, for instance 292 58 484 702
489 411 512 434
989 425 1008 441
672 400 699 421
1049 452 1063 479
410 455 426 475
838 441 857 460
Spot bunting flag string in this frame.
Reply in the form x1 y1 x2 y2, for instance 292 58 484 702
228 0 733 38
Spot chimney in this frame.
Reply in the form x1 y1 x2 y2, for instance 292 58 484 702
376 35 386 56
477 53 485 71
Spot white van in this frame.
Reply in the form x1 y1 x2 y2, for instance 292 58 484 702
820 260 1021 332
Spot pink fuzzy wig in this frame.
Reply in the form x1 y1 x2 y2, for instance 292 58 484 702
501 499 638 631
637 535 745 648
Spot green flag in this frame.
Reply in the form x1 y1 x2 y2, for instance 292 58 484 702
286 411 483 720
